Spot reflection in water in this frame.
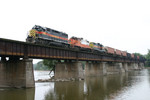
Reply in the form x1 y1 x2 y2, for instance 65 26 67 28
83 73 129 100
0 88 35 100
0 70 150 100
44 82 84 100
43 69 150 100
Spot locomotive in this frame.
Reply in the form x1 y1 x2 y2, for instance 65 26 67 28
26 25 143 60
26 25 69 47
69 36 91 51
89 42 105 52
26 25 106 52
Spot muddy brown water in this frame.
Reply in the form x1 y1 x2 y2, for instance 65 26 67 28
0 69 150 100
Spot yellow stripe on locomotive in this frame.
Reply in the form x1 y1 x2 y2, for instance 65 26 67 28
89 42 94 48
29 29 36 38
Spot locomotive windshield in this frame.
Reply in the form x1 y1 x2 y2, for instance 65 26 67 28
33 25 45 32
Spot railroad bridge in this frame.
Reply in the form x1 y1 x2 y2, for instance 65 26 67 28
0 38 145 88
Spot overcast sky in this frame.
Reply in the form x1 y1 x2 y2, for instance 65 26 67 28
0 0 150 55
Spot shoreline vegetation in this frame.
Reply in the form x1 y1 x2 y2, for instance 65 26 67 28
33 61 51 71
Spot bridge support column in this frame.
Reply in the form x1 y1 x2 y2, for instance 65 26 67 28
128 62 141 70
54 61 84 80
128 63 133 71
85 62 101 76
122 63 128 72
139 63 144 69
102 62 107 75
0 58 35 88
132 63 139 70
114 63 125 73
85 62 107 76
107 62 125 74
118 63 125 73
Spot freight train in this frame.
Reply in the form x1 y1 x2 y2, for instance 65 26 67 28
26 25 143 60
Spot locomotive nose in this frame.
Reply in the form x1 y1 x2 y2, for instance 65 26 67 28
29 29 36 38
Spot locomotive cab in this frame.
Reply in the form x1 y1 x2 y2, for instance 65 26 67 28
89 42 106 52
26 25 45 43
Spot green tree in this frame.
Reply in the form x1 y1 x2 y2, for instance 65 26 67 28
43 59 57 70
134 53 143 57
34 61 49 70
146 49 150 67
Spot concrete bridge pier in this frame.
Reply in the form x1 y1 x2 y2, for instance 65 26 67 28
0 57 35 88
116 63 125 73
128 63 136 70
107 62 125 74
128 62 141 70
138 63 145 69
122 63 128 72
133 63 139 70
85 62 107 76
141 63 145 69
102 62 107 75
128 63 133 71
54 61 84 80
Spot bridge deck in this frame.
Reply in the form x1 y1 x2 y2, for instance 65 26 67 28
0 38 142 63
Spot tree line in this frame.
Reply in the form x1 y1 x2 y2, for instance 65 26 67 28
134 50 150 67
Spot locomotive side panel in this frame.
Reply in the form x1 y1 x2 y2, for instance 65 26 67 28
69 37 91 50
26 25 69 47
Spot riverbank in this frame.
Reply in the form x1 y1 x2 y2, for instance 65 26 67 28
36 77 84 82
145 67 150 69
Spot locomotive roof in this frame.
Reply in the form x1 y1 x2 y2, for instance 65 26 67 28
33 25 68 36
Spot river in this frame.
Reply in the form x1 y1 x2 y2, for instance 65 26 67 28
0 69 150 100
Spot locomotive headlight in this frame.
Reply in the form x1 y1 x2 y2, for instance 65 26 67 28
29 29 36 38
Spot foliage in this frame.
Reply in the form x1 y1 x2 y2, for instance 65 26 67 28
133 53 144 57
33 61 49 70
43 59 57 69
145 49 150 67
